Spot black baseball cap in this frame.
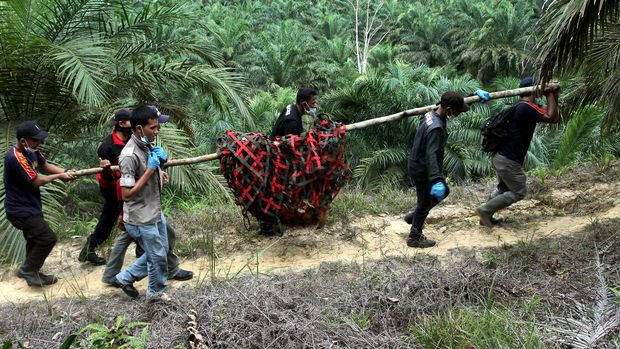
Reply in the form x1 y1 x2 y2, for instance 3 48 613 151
16 121 49 140
439 91 470 112
114 108 131 122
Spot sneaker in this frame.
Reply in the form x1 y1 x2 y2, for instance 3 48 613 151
169 269 193 281
404 212 413 225
111 277 139 299
406 234 436 248
147 292 172 303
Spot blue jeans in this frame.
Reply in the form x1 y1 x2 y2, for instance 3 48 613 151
116 214 169 297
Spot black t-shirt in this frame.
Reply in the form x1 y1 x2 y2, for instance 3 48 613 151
499 102 546 164
270 104 303 140
3 145 47 217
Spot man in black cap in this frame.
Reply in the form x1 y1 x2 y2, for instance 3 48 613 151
404 92 470 248
476 77 558 227
3 121 76 286
78 109 132 265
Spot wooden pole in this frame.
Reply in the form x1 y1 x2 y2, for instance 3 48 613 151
71 83 558 177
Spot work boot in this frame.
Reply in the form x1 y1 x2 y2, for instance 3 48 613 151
479 216 503 226
169 269 193 281
406 229 436 248
78 238 106 265
111 277 139 299
16 268 58 287
404 212 413 225
476 195 513 228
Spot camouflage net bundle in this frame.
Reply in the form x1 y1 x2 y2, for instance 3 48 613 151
218 114 350 227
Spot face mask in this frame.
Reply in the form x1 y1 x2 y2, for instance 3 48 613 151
22 141 35 154
137 127 149 145
534 97 542 106
306 107 317 117
115 124 132 134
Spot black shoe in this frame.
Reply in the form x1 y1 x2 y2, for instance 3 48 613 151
407 234 436 248
16 268 57 287
86 253 106 266
111 277 139 299
79 240 106 265
169 269 193 281
404 212 413 225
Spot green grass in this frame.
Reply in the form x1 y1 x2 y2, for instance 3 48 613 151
409 304 543 349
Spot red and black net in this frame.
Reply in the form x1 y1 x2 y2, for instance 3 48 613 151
218 114 350 227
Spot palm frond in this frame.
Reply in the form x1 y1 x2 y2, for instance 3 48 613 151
553 104 605 169
537 0 620 81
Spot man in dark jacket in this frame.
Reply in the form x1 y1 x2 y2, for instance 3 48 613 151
404 92 469 248
476 77 558 227
4 121 76 286
261 87 318 235
269 87 318 140
78 109 132 265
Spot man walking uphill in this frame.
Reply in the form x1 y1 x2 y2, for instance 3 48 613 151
113 105 170 301
4 121 76 287
476 77 558 227
78 109 132 265
404 92 470 248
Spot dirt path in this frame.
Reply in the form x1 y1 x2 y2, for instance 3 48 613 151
1 178 618 304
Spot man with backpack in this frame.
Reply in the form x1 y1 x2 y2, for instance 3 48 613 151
476 77 558 227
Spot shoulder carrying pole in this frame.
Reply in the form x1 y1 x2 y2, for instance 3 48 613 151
71 83 559 177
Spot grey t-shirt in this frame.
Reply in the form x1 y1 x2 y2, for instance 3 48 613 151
119 136 163 225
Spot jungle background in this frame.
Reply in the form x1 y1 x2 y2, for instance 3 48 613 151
0 0 619 348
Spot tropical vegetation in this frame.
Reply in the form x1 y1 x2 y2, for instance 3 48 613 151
0 0 619 264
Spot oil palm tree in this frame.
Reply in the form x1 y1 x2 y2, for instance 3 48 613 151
0 0 250 265
536 0 620 127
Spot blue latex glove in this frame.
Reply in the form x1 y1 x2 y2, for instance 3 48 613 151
476 89 491 103
152 146 168 162
430 182 447 201
147 151 161 169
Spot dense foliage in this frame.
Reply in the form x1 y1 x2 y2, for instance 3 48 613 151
0 0 619 263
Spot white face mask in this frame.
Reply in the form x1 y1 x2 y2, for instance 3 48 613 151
137 127 149 145
306 107 317 117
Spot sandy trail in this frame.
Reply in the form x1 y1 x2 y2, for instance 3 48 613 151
0 179 618 304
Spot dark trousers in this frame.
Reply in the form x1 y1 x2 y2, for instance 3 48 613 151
89 187 122 247
410 177 448 234
7 215 57 272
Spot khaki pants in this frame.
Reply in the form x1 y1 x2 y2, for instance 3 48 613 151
478 153 527 215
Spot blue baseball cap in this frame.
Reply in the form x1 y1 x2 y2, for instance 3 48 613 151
147 105 170 123
519 77 536 88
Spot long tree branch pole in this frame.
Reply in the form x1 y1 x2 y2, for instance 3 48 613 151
70 83 558 177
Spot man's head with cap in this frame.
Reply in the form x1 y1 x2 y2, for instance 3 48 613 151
519 76 537 97
16 121 48 150
114 108 131 122
130 105 170 143
439 91 469 117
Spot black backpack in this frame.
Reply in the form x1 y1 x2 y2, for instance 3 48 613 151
480 102 524 152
